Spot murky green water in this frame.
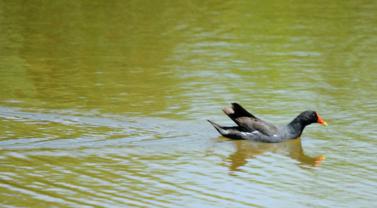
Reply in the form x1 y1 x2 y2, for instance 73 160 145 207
1 0 377 207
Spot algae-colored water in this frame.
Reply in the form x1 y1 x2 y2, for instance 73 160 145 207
1 1 376 207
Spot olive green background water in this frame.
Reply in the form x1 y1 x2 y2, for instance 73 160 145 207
1 0 376 207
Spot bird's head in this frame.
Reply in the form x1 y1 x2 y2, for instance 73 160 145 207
298 111 328 126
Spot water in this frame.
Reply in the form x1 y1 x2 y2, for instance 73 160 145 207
1 0 377 207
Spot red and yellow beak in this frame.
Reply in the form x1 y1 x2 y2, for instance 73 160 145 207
316 112 328 126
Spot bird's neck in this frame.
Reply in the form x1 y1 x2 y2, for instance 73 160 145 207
287 117 307 138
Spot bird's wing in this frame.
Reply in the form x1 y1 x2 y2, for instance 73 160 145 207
223 103 279 136
207 120 281 143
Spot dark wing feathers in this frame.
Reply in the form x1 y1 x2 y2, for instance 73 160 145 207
223 103 279 136
207 120 281 143
230 103 257 118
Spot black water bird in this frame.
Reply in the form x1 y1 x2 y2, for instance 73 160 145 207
208 103 327 143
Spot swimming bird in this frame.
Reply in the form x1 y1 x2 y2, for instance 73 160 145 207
208 103 327 143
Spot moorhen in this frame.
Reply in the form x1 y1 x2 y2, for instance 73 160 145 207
208 103 327 143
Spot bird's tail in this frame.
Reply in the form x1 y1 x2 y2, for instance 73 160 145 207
207 120 227 135
207 120 245 140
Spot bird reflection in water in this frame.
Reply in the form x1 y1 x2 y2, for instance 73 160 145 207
226 138 325 171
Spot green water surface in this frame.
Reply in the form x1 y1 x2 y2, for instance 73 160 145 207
1 1 376 207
